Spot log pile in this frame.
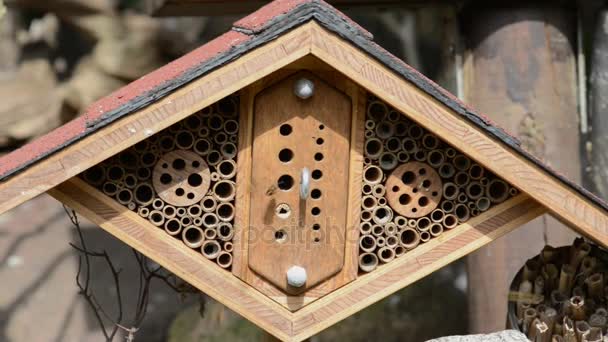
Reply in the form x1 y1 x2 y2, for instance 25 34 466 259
81 95 239 270
358 95 518 273
514 239 608 342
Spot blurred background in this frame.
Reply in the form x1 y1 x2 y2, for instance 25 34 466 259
0 0 606 340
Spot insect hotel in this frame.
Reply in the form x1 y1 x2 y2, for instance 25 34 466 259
0 0 607 340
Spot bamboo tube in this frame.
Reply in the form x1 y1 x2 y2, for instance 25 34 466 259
217 160 237 179
223 119 239 135
457 193 468 203
475 197 491 212
194 138 212 156
384 223 397 236
175 130 195 150
586 273 604 300
408 219 417 228
430 209 444 223
445 147 456 158
580 256 597 277
176 207 187 217
229 134 237 143
136 167 151 181
363 165 383 184
443 183 458 200
152 198 164 210
379 152 398 171
201 196 217 213
372 206 393 225
486 179 510 203
188 205 202 218
376 236 386 248
571 296 586 320
528 318 550 342
387 109 401 122
534 276 545 296
362 183 373 195
517 280 533 320
163 205 177 219
83 165 106 186
202 213 219 228
454 203 470 222
365 119 376 130
510 187 519 196
453 155 471 171
202 240 221 259
414 150 427 162
570 242 591 269
399 228 420 249
164 219 182 236
198 127 210 138
180 216 193 227
407 124 424 140
168 122 183 133
559 264 576 294
438 163 456 179
365 138 384 159
426 150 445 168
133 140 149 153
372 184 386 198
367 100 388 121
217 222 234 241
551 335 563 342
454 172 470 187
441 200 455 213
422 133 439 150
182 226 204 248
159 135 176 151
523 307 538 334
385 137 401 152
220 142 237 159
542 264 559 293
398 151 410 163
465 182 484 200
149 210 165 227
595 307 608 317
582 327 602 342
378 197 387 206
139 152 157 168
206 150 222 166
401 138 418 153
430 223 443 238
480 177 489 186
377 247 395 263
359 235 377 253
223 241 234 253
550 290 568 310
572 286 585 298
216 202 235 222
416 217 431 232
541 245 559 264
540 307 557 337
138 207 149 218
359 253 379 272
589 313 606 330
361 210 372 222
523 259 541 281
364 130 374 138
116 188 133 205
386 235 399 249
360 222 372 235
575 321 591 342
102 182 119 196
216 251 233 269
467 201 476 209
204 227 217 240
394 216 407 228
443 214 458 229
184 114 203 131
469 164 485 180
213 180 236 202
208 114 224 131
394 121 407 136
394 246 406 257
127 202 136 211
419 231 431 242
372 225 384 237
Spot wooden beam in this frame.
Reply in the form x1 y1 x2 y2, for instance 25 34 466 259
0 22 314 215
49 177 542 341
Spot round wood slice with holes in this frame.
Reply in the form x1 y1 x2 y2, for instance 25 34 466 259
386 161 443 218
153 150 211 207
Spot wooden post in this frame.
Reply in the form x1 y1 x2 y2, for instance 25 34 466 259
590 8 608 198
462 5 580 332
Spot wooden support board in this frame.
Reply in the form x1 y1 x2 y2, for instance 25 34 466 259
49 177 543 341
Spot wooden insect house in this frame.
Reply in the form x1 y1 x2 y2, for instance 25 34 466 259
1 0 607 340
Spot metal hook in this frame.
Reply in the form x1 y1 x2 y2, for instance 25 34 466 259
300 167 310 200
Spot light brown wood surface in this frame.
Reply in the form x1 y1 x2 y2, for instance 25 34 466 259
385 161 443 218
49 177 543 341
152 150 211 206
248 71 351 294
233 64 365 310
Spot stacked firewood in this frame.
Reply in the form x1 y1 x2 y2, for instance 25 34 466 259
81 96 239 270
515 239 608 342
358 95 518 273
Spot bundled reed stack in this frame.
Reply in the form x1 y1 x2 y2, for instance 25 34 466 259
81 96 240 270
359 95 517 273
512 239 608 342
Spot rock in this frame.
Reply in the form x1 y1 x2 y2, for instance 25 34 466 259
426 330 528 342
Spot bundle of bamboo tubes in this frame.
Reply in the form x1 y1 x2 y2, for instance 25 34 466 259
81 95 239 270
510 238 608 342
359 95 518 273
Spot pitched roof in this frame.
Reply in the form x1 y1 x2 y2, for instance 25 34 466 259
0 0 605 214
